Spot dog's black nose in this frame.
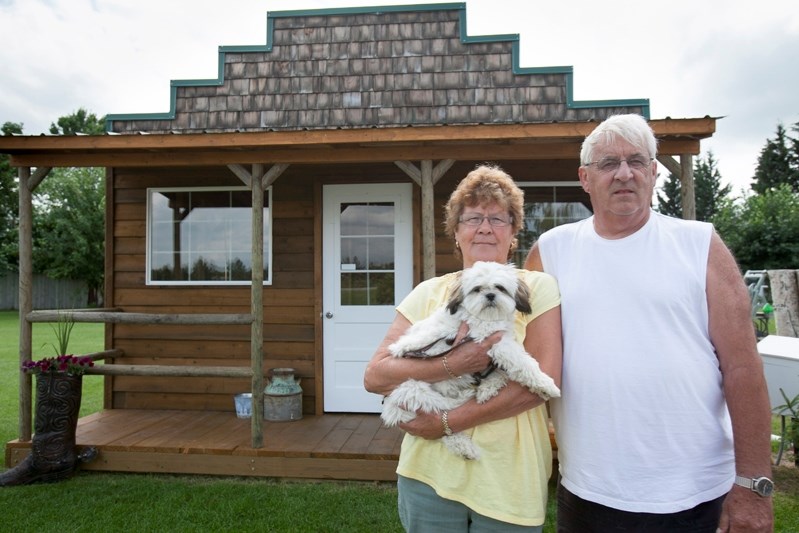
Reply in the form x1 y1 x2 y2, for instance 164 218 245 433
486 293 495 302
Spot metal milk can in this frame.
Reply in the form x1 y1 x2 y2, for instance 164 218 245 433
264 367 303 421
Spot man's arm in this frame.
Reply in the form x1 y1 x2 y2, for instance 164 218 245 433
707 231 773 532
524 242 543 272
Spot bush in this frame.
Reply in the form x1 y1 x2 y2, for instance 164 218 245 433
713 185 799 272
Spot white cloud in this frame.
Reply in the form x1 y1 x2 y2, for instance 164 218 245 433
1 0 797 192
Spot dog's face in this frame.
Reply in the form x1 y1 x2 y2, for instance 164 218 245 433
446 261 531 321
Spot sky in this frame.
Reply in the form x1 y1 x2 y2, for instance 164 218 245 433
1 0 798 194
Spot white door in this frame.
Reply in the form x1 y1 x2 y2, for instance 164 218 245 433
323 183 413 412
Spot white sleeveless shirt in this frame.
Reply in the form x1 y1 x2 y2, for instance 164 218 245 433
538 211 734 513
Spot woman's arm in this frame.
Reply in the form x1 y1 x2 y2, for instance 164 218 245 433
363 312 497 396
400 305 563 438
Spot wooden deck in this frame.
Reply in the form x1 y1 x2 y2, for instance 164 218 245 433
4 410 403 481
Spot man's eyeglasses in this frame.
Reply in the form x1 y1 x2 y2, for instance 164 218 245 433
459 215 512 227
584 156 654 173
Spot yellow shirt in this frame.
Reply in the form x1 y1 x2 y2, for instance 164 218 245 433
395 268 560 526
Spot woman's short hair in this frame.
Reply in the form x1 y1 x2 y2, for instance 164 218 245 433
580 114 658 165
444 164 524 260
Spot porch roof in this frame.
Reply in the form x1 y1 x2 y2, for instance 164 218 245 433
0 117 716 169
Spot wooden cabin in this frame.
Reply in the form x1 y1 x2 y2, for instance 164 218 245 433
1 3 715 481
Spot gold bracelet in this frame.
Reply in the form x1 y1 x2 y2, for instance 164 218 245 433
442 355 458 378
441 411 453 436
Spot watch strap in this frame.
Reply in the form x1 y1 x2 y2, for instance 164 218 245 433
734 475 754 490
734 475 774 497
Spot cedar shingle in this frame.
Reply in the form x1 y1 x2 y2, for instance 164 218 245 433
110 6 646 133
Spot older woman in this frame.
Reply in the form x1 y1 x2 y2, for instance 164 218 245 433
364 165 562 532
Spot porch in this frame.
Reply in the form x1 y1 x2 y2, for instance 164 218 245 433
4 410 403 482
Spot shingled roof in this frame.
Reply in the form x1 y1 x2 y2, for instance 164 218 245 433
0 3 715 170
106 3 649 134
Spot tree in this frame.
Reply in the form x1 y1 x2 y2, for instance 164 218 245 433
33 166 105 305
656 151 730 221
0 121 23 272
31 109 107 305
791 121 799 180
656 171 682 218
49 108 105 136
712 185 799 272
752 123 799 194
694 152 731 222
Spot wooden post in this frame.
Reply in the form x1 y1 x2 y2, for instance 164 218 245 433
420 160 435 280
251 163 265 448
17 166 54 440
17 167 33 441
680 154 696 220
768 270 799 337
656 154 696 221
230 162 287 448
395 159 455 280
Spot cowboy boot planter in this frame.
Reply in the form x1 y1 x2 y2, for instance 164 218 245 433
1 371 97 486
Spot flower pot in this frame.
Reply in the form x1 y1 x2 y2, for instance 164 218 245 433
0 373 97 486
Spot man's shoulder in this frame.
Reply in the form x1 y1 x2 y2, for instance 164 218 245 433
539 218 589 242
519 268 558 290
652 211 713 234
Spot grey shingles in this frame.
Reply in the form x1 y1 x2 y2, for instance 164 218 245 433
111 7 644 133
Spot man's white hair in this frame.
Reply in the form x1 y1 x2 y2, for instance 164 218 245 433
580 114 658 165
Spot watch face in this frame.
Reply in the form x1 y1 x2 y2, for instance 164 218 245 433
754 477 774 497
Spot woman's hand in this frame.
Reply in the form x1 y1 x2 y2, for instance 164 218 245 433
443 323 499 377
400 380 545 437
364 316 500 395
399 305 562 437
399 409 446 439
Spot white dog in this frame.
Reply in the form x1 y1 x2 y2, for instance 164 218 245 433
381 261 560 459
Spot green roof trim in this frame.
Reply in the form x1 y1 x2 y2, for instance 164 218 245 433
105 2 649 131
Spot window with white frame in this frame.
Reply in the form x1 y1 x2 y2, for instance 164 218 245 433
147 187 272 285
511 182 592 267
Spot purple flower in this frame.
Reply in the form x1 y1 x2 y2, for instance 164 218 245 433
22 355 95 376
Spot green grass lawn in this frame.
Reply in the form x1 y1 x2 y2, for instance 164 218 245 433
1 310 797 531
0 310 410 532
0 473 403 532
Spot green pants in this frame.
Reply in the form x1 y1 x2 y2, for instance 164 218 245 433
397 475 545 533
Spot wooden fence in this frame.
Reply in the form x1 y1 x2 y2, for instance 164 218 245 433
0 271 91 310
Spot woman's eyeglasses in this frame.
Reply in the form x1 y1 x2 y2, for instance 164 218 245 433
459 215 512 227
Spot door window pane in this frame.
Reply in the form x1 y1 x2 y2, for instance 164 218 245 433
339 202 395 305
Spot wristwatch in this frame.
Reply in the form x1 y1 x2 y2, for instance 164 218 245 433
734 475 774 497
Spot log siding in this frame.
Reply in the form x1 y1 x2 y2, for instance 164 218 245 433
109 166 318 412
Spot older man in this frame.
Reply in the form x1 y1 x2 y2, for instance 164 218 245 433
525 114 773 532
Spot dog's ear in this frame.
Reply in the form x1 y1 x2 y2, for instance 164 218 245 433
514 276 532 315
446 273 464 315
